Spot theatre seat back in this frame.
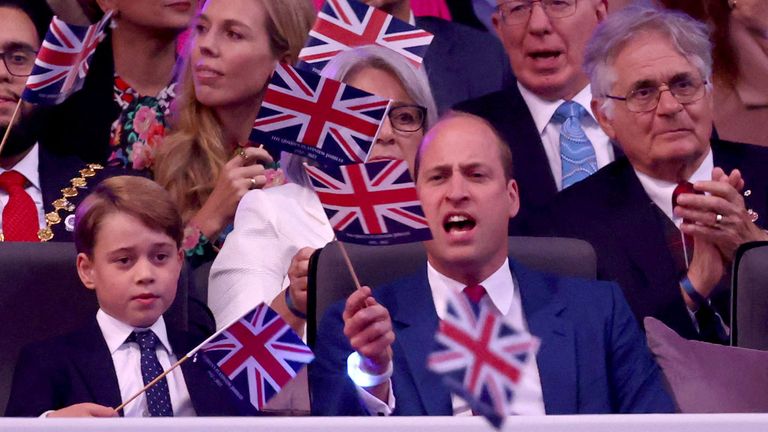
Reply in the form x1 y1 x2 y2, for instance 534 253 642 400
0 242 93 415
731 241 768 350
306 236 597 349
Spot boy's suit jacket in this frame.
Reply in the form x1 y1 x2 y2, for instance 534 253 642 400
5 320 239 417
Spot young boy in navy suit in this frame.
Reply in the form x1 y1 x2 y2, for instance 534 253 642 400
5 176 237 417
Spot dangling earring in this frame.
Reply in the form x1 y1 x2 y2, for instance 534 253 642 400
109 9 120 29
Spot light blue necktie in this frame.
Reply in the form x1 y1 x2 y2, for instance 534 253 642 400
552 101 597 189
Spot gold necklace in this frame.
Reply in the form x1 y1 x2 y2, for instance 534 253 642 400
0 163 104 242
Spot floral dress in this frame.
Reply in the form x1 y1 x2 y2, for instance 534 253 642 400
107 76 176 173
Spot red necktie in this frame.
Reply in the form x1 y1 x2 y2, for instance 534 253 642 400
0 171 39 242
672 182 701 265
463 284 487 304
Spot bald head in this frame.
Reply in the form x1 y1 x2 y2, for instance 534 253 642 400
414 112 513 184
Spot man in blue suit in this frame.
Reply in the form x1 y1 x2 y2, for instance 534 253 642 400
310 113 674 415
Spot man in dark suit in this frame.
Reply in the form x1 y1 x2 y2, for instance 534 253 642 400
310 113 673 416
360 0 511 115
455 0 613 232
542 6 768 343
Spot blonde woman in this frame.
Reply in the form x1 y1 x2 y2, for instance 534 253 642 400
154 0 315 266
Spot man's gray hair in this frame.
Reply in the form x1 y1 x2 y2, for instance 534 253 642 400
583 5 712 115
282 44 439 186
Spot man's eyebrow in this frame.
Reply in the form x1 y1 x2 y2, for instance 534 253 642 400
629 79 657 91
2 41 37 52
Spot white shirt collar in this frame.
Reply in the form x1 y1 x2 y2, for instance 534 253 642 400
427 258 516 318
408 11 416 25
0 143 41 191
96 309 173 355
517 83 597 135
634 148 714 226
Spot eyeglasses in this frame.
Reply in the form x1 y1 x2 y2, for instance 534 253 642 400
496 0 577 25
387 104 427 133
605 77 708 113
0 47 37 77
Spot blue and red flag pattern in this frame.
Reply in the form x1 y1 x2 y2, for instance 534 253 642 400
304 159 432 245
250 62 389 165
22 12 112 105
195 303 314 414
298 0 434 74
427 290 539 429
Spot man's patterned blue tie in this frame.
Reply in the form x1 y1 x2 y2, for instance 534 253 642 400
552 101 598 189
127 330 173 416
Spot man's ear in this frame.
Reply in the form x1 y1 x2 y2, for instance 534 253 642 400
507 178 521 219
76 252 97 290
591 98 616 140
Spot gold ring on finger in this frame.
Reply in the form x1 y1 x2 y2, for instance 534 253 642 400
237 147 248 160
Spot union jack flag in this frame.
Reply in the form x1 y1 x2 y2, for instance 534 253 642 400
427 291 539 429
297 0 434 74
304 160 432 245
22 12 112 105
194 303 314 413
250 63 389 165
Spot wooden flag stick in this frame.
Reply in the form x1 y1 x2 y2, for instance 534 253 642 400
0 98 23 156
337 240 362 292
114 355 190 413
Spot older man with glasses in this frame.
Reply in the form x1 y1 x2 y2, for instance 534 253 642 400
543 5 768 343
455 0 612 234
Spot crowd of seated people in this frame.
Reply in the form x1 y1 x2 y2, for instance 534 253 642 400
1 0 768 419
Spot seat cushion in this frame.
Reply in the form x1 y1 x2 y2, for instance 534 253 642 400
644 317 768 413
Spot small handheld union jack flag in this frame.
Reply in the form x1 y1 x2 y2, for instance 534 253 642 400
427 290 539 429
298 0 434 74
304 159 432 245
22 12 112 105
193 303 314 414
250 63 389 165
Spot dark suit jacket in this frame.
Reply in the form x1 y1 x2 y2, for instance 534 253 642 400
539 140 768 341
309 259 674 415
454 86 624 235
4 320 239 417
416 17 511 115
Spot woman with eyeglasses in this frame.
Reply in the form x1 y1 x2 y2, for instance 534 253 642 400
208 45 438 338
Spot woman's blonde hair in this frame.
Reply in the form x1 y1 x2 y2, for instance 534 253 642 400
154 0 315 223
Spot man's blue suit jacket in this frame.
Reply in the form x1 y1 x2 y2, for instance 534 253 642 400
309 259 674 415
5 320 239 417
